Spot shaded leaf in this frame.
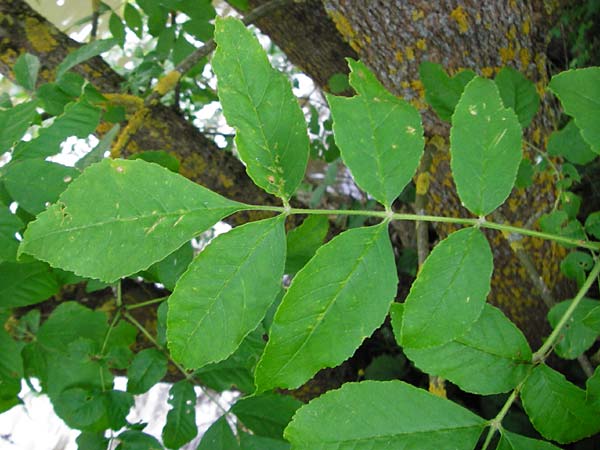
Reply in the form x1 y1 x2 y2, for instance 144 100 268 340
521 364 600 443
495 67 539 128
0 261 59 308
419 61 475 121
116 430 163 450
127 349 168 395
0 208 23 262
4 160 80 215
56 39 118 80
212 17 309 200
13 53 40 91
285 214 328 274
231 393 301 440
76 124 120 170
168 216 285 369
0 100 38 152
0 327 24 413
20 158 243 282
547 298 600 359
547 121 597 165
162 381 197 449
197 416 238 450
255 223 397 392
549 67 600 154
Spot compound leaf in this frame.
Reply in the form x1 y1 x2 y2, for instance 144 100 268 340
0 261 59 308
197 416 238 450
495 67 540 128
496 430 561 450
127 349 168 395
20 158 243 282
547 298 600 359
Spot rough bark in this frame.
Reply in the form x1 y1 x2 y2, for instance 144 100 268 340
0 0 279 220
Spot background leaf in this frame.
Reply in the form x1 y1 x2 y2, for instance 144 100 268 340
419 62 475 121
231 393 301 440
56 39 118 80
255 223 398 392
547 298 600 359
285 380 485 450
127 349 168 395
212 17 309 200
400 227 493 348
285 214 328 274
521 364 600 443
20 158 243 282
13 53 40 91
0 100 38 152
547 121 597 165
327 59 424 207
496 430 561 450
494 67 540 128
450 76 523 216
549 67 600 154
0 261 59 308
4 159 80 215
168 216 285 369
197 416 238 450
162 381 197 449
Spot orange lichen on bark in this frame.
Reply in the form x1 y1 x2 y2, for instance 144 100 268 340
328 10 363 52
110 107 150 158
153 70 182 98
404 46 415 61
519 48 531 70
411 9 425 21
450 6 469 34
415 39 427 51
24 17 58 53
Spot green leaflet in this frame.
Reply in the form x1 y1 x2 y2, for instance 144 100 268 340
116 430 164 450
53 388 134 432
547 120 597 165
76 123 121 170
142 241 193 290
20 158 244 282
496 430 562 450
0 208 23 262
521 364 600 443
195 326 265 394
0 261 59 308
494 67 540 128
0 100 38 152
76 432 109 450
400 227 493 348
13 53 40 91
583 305 600 332
549 67 600 154
126 349 168 395
284 380 486 449
240 433 289 450
547 298 600 359
168 215 285 369
4 159 80 215
0 326 24 413
285 214 329 274
419 61 475 121
197 416 238 450
162 381 197 449
393 303 531 395
327 59 424 207
255 223 398 392
231 393 302 440
56 39 118 80
212 17 309 201
13 100 102 160
450 76 523 216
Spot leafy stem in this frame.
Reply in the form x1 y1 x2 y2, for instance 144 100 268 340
533 257 600 363
122 311 230 416
247 205 600 250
